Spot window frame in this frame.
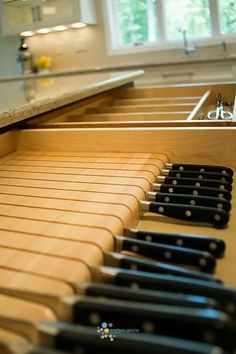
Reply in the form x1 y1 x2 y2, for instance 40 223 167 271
103 0 236 55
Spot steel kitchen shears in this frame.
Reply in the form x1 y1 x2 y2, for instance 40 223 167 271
207 94 233 120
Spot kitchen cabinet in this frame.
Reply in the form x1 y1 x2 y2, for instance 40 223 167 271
0 0 96 35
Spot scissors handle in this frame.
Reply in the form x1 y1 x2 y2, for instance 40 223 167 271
220 110 233 120
207 107 232 120
207 108 220 120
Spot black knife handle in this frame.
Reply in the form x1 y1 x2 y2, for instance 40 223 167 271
153 192 231 212
149 202 229 228
166 163 234 176
55 323 229 354
71 297 236 352
121 237 216 272
84 283 219 309
118 254 220 281
133 229 226 257
115 270 236 316
163 169 233 183
158 184 232 200
161 177 232 191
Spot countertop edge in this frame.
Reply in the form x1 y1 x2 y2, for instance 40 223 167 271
0 70 144 130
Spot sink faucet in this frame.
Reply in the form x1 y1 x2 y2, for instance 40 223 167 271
182 29 196 56
221 41 227 58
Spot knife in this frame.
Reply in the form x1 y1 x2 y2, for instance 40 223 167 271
161 169 233 183
147 191 231 212
105 252 219 281
140 201 229 228
0 319 231 354
107 268 236 317
0 231 217 273
124 228 226 257
165 163 234 176
157 176 232 191
1 296 236 352
0 268 219 316
152 184 232 200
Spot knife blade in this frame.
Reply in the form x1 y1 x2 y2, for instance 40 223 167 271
161 169 233 183
152 184 232 200
140 201 229 228
165 163 234 176
147 191 231 212
157 176 232 192
124 228 225 257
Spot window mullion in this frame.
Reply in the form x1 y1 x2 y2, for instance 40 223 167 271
209 0 220 36
156 0 166 42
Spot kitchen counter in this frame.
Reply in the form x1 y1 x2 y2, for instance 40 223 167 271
0 70 143 129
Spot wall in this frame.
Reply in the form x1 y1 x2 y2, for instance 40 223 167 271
0 35 19 77
1 0 236 84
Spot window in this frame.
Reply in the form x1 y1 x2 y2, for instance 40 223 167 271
219 0 236 34
165 0 211 40
104 0 236 53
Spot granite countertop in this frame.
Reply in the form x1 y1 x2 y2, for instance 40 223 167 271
0 70 143 129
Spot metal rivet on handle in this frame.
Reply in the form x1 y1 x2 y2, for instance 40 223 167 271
179 166 184 171
164 251 172 259
143 321 155 334
131 245 139 252
145 235 152 242
185 210 192 217
89 312 101 326
193 190 198 196
217 203 223 209
176 173 181 177
131 283 139 290
195 182 200 187
190 199 196 206
209 242 217 250
218 193 224 198
164 196 170 202
198 175 203 179
172 180 177 185
131 264 138 271
214 214 221 221
168 187 174 193
221 177 226 182
176 239 184 246
158 207 164 213
220 185 225 190
200 168 205 172
199 258 207 266
222 170 227 175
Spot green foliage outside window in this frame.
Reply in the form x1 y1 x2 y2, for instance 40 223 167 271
219 0 236 34
112 0 236 47
165 0 211 39
114 0 158 45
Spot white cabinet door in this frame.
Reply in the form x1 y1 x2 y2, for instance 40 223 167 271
36 0 79 27
1 0 37 34
0 0 96 34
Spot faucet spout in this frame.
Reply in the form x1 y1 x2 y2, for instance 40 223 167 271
183 29 196 56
